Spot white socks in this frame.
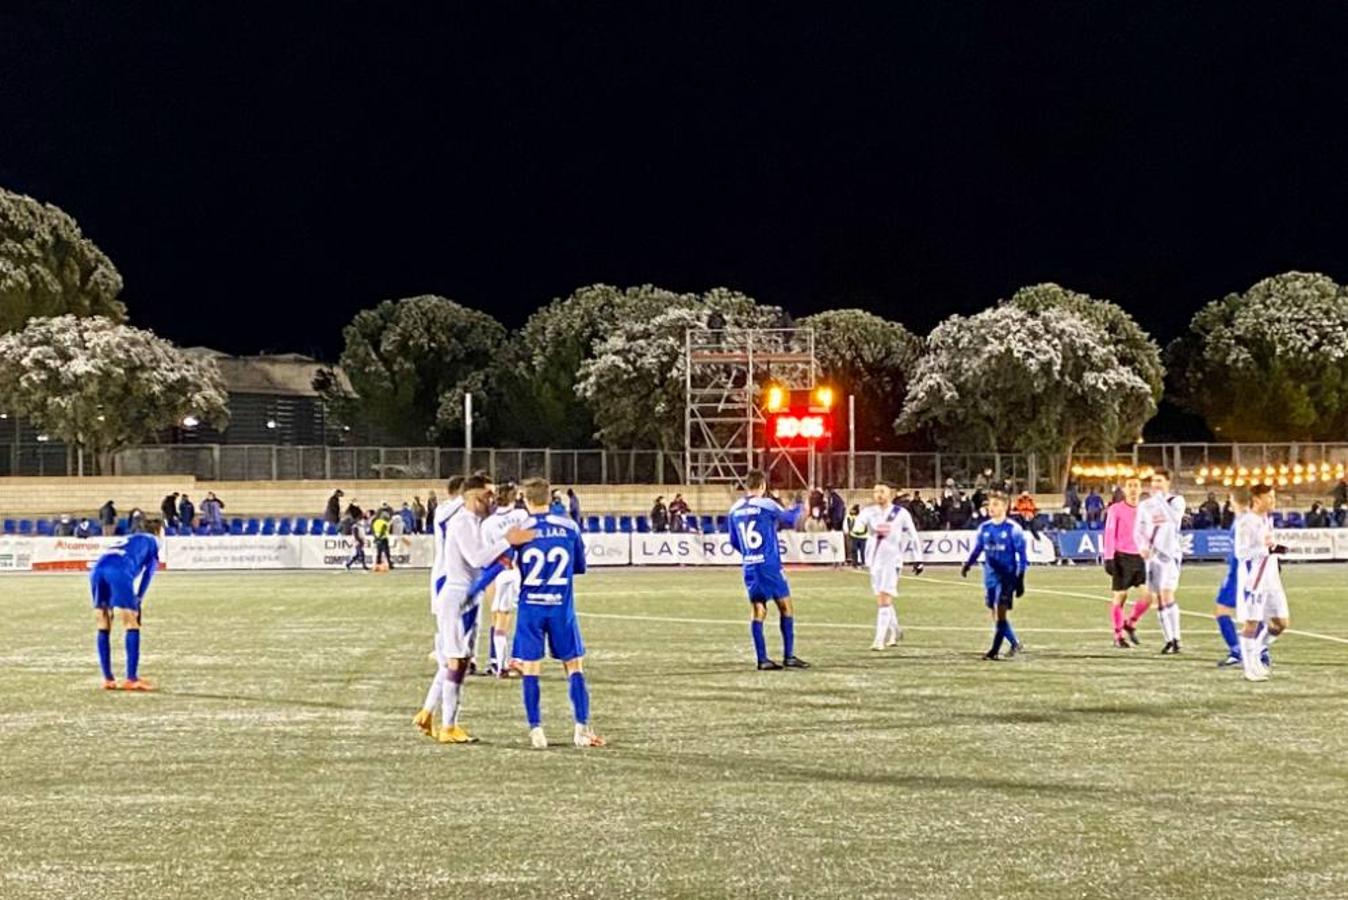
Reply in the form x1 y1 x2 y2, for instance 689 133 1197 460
422 666 444 714
873 606 898 645
441 668 462 726
493 631 508 671
1240 635 1266 679
1158 603 1181 642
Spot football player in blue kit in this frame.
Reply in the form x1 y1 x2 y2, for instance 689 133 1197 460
89 530 161 691
512 477 605 749
961 492 1029 660
1214 491 1248 668
727 470 809 671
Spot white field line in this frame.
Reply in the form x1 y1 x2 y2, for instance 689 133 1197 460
577 611 1102 635
912 574 1348 646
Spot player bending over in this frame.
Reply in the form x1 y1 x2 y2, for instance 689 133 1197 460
90 530 160 691
513 477 605 749
961 492 1028 660
1234 484 1290 683
429 474 533 744
1134 469 1186 654
855 483 924 651
481 482 530 677
1214 490 1249 668
1102 476 1148 649
413 474 464 737
728 470 809 671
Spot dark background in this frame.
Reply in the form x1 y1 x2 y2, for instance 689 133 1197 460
2 2 1346 360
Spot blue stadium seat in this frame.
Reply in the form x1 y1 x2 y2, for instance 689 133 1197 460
245 518 260 535
311 518 325 535
17 520 32 535
1270 512 1285 528
292 518 308 536
715 515 729 533
699 515 715 533
618 515 633 533
260 517 276 536
35 519 53 536
114 519 127 536
2 519 14 534
585 515 600 533
228 518 242 535
196 521 210 535
1285 511 1305 528
635 515 650 533
277 518 292 536
324 522 339 536
603 515 617 534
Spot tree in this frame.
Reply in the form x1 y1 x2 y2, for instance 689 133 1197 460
575 288 785 469
0 316 228 473
896 304 1154 486
0 188 126 332
1008 282 1164 436
1168 272 1348 440
318 295 505 444
798 309 921 449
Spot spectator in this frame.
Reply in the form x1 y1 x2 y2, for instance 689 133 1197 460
372 512 394 569
390 508 407 536
974 468 992 490
127 508 146 533
845 504 867 567
669 493 689 532
55 513 75 537
1220 498 1235 530
345 500 364 522
1110 484 1125 504
425 492 437 531
1013 491 1039 536
1084 488 1105 526
202 492 226 533
325 489 344 526
399 501 415 534
178 494 196 530
947 492 972 529
1306 502 1330 528
378 500 394 519
567 488 581 522
650 496 670 532
804 507 828 533
1334 477 1348 526
826 487 845 531
75 517 96 538
339 512 356 536
549 491 567 517
1197 492 1221 529
1064 482 1081 521
411 496 426 533
345 515 369 571
808 485 824 517
98 499 117 536
160 492 180 529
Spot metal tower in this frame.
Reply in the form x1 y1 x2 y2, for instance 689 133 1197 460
684 326 817 486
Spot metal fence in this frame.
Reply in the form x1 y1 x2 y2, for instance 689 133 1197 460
1 441 1344 489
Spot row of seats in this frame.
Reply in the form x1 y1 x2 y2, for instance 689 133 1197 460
583 514 727 534
0 517 342 537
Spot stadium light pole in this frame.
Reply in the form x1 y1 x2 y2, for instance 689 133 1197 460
464 392 473 474
848 394 855 490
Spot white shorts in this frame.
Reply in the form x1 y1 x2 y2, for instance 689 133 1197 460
1237 590 1289 623
436 588 481 660
490 568 521 613
1145 556 1181 593
869 563 898 597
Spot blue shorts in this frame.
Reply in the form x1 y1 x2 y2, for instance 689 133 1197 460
513 605 585 661
90 563 138 611
984 573 1018 610
744 567 790 604
1215 559 1239 609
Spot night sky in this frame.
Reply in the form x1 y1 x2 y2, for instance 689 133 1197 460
3 3 1347 359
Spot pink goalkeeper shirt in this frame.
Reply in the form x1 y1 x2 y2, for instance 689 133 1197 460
1102 500 1140 559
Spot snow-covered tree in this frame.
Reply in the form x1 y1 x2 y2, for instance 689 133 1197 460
318 295 505 444
0 316 228 473
799 309 921 448
575 288 785 467
1168 271 1348 440
897 305 1154 484
1 188 126 332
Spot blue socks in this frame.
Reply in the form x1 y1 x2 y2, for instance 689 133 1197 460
522 675 541 728
780 615 795 659
125 630 140 681
750 620 767 663
97 630 113 680
1217 615 1241 657
989 620 1006 656
1003 620 1019 649
568 672 590 726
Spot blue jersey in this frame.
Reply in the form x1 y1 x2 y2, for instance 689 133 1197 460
727 496 800 574
91 533 160 609
517 513 586 612
964 519 1028 584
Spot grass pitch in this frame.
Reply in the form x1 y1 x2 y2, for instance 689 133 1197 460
2 563 1347 899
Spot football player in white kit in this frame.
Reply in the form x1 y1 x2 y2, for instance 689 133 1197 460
429 474 534 744
481 482 531 677
855 483 924 650
1133 469 1186 654
1234 484 1291 683
413 475 464 737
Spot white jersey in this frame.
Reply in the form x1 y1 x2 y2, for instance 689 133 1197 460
429 497 464 613
1134 492 1186 561
856 504 922 568
1234 510 1284 598
435 506 511 616
482 506 531 546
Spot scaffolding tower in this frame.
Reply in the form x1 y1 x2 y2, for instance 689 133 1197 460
684 327 817 486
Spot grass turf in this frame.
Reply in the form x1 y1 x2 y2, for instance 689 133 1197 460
2 563 1347 899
